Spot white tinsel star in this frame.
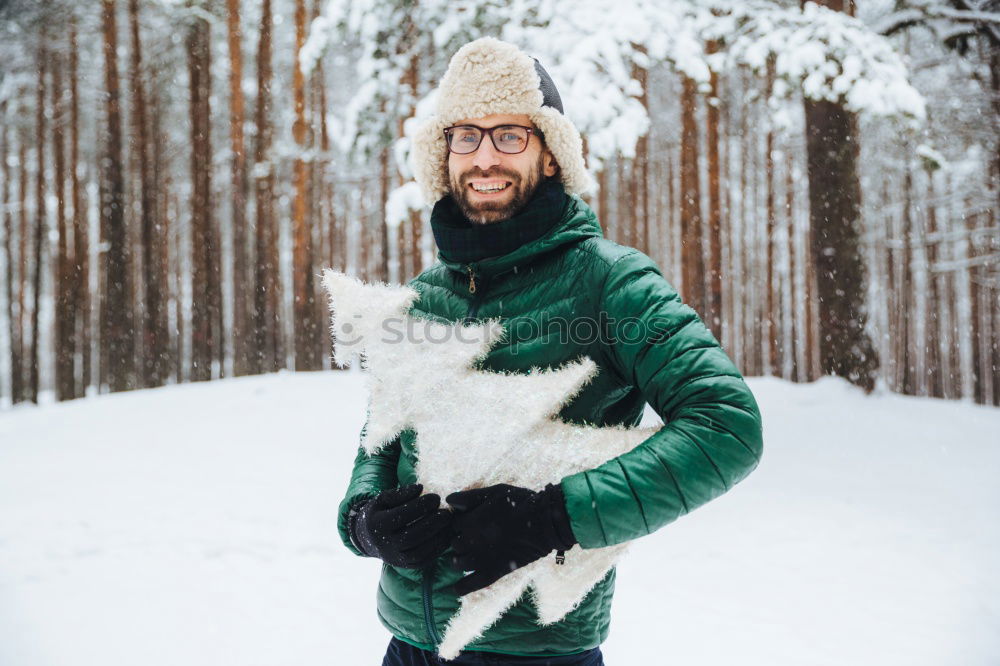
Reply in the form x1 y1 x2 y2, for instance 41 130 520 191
323 271 656 660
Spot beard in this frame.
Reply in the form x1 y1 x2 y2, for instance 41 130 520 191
448 152 546 225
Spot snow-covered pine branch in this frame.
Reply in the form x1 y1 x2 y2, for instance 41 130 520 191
722 1 926 121
875 0 1000 44
504 0 712 170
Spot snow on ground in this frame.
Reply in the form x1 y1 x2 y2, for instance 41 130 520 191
0 371 997 665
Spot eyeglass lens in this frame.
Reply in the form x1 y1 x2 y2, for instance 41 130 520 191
448 126 529 155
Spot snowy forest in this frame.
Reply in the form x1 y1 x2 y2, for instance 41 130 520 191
0 0 997 408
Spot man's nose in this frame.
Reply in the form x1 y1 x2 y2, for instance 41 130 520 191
470 135 502 171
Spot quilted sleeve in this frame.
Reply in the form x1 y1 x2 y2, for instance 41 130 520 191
336 426 402 556
561 249 763 548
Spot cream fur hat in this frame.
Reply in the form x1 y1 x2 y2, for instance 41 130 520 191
410 37 594 205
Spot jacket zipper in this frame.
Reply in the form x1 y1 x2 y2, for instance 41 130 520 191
467 265 477 294
421 565 441 647
464 264 486 323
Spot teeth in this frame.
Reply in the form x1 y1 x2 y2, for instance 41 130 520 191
472 183 509 193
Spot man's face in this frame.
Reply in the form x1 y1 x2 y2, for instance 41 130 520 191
446 113 559 225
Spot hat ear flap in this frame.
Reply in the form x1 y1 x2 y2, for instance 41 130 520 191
531 106 594 196
411 116 451 205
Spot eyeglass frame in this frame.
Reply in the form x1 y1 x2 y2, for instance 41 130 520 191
442 124 545 155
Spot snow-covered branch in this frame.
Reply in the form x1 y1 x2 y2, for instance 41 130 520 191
931 252 1000 273
875 2 1000 44
723 2 926 120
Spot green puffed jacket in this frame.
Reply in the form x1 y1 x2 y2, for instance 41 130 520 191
337 192 763 657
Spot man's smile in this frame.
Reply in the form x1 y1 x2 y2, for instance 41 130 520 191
468 180 512 196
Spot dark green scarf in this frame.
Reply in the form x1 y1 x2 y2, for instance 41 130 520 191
430 180 569 264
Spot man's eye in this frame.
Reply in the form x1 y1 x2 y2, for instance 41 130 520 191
457 133 478 142
499 133 520 142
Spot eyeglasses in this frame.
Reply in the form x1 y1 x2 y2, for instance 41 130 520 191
443 124 542 155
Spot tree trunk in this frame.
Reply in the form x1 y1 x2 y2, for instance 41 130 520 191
679 75 705 316
803 98 877 390
149 73 173 384
1 100 21 403
896 165 913 392
187 10 217 381
953 190 975 400
749 125 763 376
330 189 342 272
665 151 676 282
991 205 1000 407
169 180 184 384
253 0 280 373
786 142 799 381
924 167 940 397
735 91 749 373
705 41 723 338
292 0 320 371
764 60 778 376
989 28 1000 216
69 20 89 398
227 0 251 376
631 56 649 256
378 146 391 282
614 157 626 245
910 164 931 397
406 53 423 278
310 16 333 365
51 49 74 401
102 0 135 393
802 0 876 390
30 38 48 403
360 182 370 280
16 123 29 402
597 169 608 233
129 0 166 388
966 204 982 402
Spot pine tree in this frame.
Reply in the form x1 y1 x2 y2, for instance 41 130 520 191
187 6 219 381
29 34 47 403
292 0 322 370
102 0 136 393
227 0 252 376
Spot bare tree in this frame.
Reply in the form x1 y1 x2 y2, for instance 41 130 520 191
292 0 322 370
128 0 168 387
186 7 221 381
227 0 252 376
17 99 29 402
251 0 281 373
29 36 47 403
101 0 136 392
679 74 705 317
764 59 778 376
1 100 22 403
69 18 89 398
630 51 650 256
52 44 75 401
705 40 723 337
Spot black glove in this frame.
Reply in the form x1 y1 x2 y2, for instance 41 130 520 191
446 483 577 596
349 484 452 569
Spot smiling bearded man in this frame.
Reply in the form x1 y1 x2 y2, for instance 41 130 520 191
336 37 763 665
446 113 556 225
